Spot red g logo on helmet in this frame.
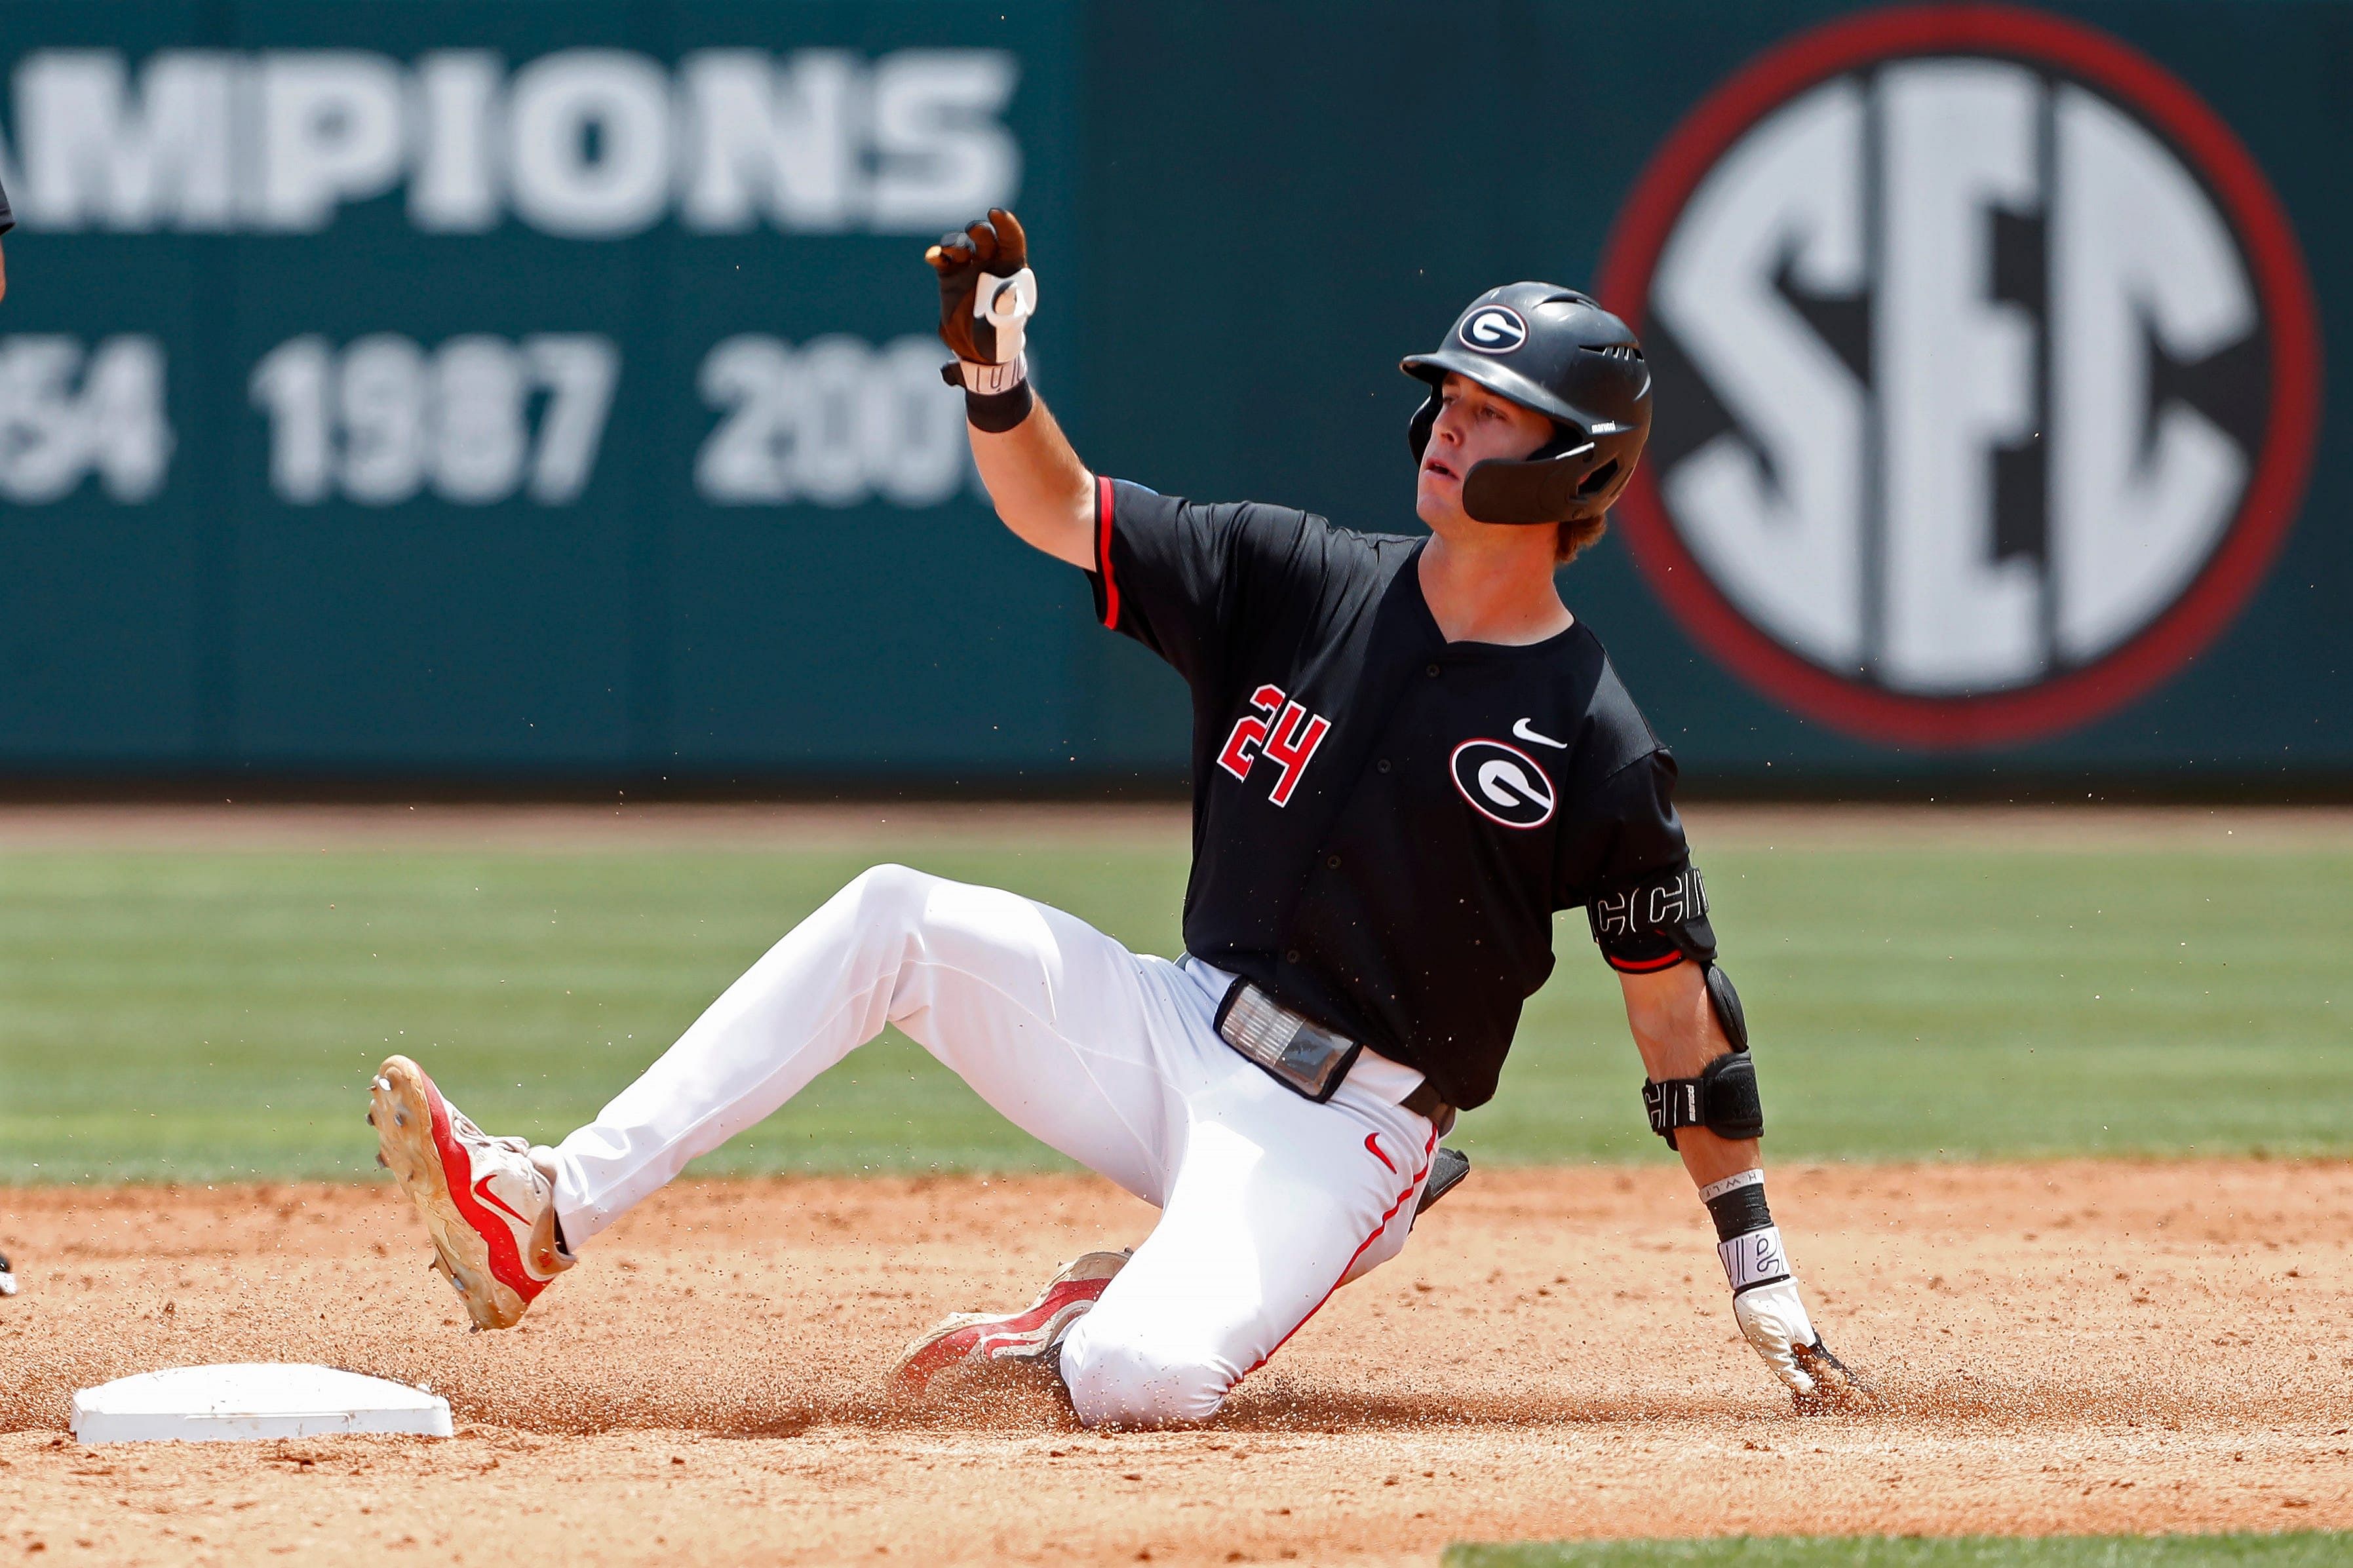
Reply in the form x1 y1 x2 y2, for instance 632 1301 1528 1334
1597 5 2319 748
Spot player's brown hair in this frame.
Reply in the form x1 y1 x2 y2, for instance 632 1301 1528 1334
1557 516 1607 564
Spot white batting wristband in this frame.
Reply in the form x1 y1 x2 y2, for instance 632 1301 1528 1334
957 354 1028 396
1696 1168 1766 1202
972 265 1038 364
1718 1223 1792 1295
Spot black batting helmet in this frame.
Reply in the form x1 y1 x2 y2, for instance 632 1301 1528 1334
1402 282 1653 526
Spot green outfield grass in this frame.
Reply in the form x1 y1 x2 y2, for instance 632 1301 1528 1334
1 829 2346 1182
1444 1536 2351 1567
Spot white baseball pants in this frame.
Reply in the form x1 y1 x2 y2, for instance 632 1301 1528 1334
542 863 1439 1427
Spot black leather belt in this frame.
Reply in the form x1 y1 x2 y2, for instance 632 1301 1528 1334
1402 1080 1456 1134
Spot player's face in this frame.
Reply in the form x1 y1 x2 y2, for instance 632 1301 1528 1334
1415 373 1555 535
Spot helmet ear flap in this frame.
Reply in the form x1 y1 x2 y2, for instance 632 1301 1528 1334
1461 448 1592 526
1460 423 1605 526
1407 389 1439 461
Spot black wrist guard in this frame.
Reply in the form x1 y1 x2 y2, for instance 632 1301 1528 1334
965 378 1034 434
1702 1169 1772 1240
939 358 1036 433
1643 1047 1763 1149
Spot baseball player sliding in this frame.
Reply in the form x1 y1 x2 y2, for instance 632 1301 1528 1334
372 208 1864 1425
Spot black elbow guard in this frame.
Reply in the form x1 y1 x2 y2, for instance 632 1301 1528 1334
1589 862 1717 973
1643 1047 1764 1149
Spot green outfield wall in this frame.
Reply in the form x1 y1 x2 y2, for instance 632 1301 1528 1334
0 1 2342 789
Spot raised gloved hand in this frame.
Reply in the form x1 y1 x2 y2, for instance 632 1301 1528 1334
925 208 1036 394
1732 1276 1869 1413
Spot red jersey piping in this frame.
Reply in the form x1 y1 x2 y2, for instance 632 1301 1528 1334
1095 475 1121 630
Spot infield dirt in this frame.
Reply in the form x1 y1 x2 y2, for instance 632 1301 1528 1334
3 1160 2348 1565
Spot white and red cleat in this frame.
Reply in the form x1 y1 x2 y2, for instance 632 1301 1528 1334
370 1055 574 1331
889 1250 1129 1402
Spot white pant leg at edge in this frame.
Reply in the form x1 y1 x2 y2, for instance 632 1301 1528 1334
544 864 1192 1243
1057 963 1438 1428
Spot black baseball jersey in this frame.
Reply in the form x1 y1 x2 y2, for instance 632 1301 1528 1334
1085 477 1694 1111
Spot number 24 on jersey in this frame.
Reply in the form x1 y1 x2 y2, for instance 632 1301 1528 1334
1217 685 1332 807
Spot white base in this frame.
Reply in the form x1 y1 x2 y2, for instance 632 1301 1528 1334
71 1364 453 1444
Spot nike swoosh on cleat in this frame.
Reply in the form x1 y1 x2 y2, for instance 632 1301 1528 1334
473 1173 532 1228
1512 717 1568 749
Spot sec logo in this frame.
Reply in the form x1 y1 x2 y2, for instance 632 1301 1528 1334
1450 740 1556 828
1458 305 1530 355
1596 5 2319 748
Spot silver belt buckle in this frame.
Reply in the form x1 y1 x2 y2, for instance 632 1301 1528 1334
1215 980 1363 1103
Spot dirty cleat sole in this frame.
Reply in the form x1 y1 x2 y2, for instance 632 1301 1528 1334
370 1056 535 1331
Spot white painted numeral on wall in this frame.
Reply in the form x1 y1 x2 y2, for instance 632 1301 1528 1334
695 334 965 507
250 333 618 506
0 335 174 503
524 336 622 504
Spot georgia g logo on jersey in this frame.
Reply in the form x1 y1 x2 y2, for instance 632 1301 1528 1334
1450 740 1556 828
1596 5 2319 750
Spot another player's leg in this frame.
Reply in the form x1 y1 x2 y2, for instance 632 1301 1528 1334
376 863 1192 1329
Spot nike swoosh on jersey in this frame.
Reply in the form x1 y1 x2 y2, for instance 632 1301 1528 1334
1511 717 1568 750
